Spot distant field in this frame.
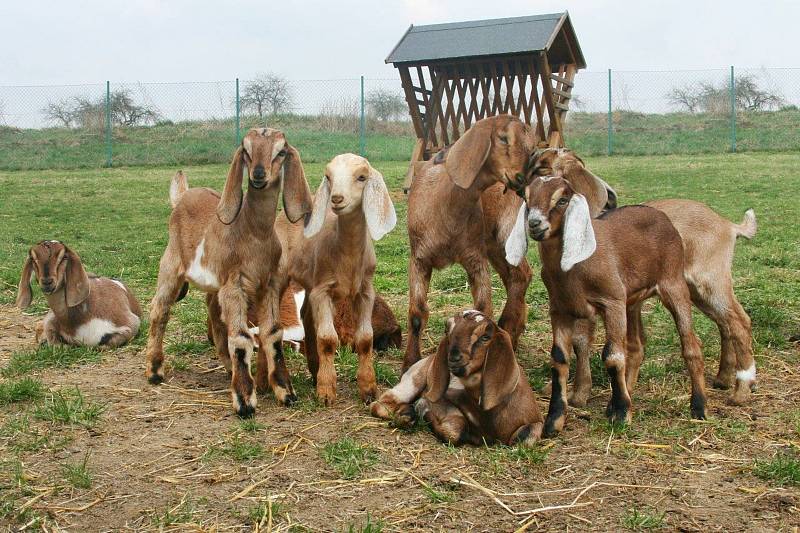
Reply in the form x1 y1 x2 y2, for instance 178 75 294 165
0 153 798 530
2 109 800 170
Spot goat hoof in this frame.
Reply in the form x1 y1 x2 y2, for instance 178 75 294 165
237 403 256 418
606 402 631 426
712 376 734 390
691 407 707 420
147 373 164 385
542 415 564 438
568 393 589 408
282 392 298 407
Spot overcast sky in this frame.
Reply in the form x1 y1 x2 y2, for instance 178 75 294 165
1 0 797 85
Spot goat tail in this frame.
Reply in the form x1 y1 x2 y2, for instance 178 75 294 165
735 208 757 239
169 170 189 209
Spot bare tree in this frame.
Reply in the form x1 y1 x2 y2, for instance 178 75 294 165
241 73 293 117
43 99 77 127
366 89 405 121
666 86 702 113
110 90 160 126
667 74 784 114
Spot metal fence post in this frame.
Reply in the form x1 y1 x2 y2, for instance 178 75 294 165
359 76 366 156
105 81 112 167
607 69 613 156
730 66 736 153
235 77 241 145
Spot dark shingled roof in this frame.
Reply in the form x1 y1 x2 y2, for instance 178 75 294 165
386 12 584 68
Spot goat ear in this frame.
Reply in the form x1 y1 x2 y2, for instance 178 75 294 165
282 145 313 224
595 174 618 210
424 335 451 403
504 201 528 266
445 120 492 189
16 253 35 309
217 146 245 224
303 177 331 238
561 193 597 272
480 327 519 411
363 166 397 241
64 247 90 307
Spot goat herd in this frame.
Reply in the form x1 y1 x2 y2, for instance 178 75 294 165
15 115 758 447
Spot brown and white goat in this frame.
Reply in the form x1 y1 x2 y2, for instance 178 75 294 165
526 148 758 406
371 310 543 446
404 114 535 374
145 128 313 417
277 153 396 405
508 176 707 435
17 240 142 348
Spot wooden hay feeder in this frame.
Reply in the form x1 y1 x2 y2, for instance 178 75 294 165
386 12 586 190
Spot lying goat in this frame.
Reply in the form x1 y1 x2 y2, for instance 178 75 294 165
371 310 543 446
146 128 312 417
17 240 142 347
509 177 707 435
279 153 396 405
526 148 757 406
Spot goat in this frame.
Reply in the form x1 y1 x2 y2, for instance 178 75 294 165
145 128 313 417
507 176 707 435
526 149 758 406
277 153 396 405
371 310 543 446
403 114 535 374
16 240 142 348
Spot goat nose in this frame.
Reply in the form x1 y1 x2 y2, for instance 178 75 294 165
529 218 542 229
331 194 344 205
253 165 265 179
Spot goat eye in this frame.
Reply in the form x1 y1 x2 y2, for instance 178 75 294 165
277 149 287 157
480 334 491 342
557 197 569 207
498 135 509 145
357 175 367 182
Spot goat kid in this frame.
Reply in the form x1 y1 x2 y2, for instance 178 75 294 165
508 177 707 435
371 310 543 446
17 240 142 348
284 153 396 405
146 128 312 417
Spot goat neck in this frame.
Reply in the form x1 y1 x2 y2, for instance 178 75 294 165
238 182 281 235
335 208 369 251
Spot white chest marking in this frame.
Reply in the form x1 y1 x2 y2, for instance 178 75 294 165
186 239 219 290
74 319 124 346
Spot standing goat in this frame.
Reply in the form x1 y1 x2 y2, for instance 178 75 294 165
371 310 543 446
16 240 142 348
527 148 757 406
404 114 534 373
508 176 707 435
279 153 396 405
145 128 312 417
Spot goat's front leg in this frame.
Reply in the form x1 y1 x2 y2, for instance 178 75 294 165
254 284 297 406
309 286 338 406
570 317 596 407
145 246 185 384
37 314 65 346
353 285 377 404
403 258 432 374
544 314 575 437
601 303 633 426
218 278 257 417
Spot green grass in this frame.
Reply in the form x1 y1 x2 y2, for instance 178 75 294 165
205 434 265 463
345 513 385 533
321 436 379 479
422 483 457 504
753 453 800 486
621 507 666 530
2 345 102 377
248 501 285 525
33 387 105 427
0 377 44 404
61 453 92 489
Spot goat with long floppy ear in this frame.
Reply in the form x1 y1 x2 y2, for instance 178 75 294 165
63 246 90 306
16 254 35 309
560 193 596 271
217 146 245 224
282 145 313 224
303 177 331 238
505 203 529 267
423 331 452 404
445 119 492 189
479 326 520 410
362 165 397 240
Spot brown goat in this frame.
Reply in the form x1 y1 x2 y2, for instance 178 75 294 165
17 240 142 348
510 176 707 435
404 115 534 373
145 128 313 417
371 310 543 446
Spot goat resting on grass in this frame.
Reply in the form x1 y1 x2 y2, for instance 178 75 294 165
17 240 142 348
527 148 758 406
276 153 396 405
145 128 312 417
371 310 543 446
508 176 707 435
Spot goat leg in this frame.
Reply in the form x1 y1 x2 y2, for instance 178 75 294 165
600 304 633 426
403 258 432 374
218 279 257 418
145 247 185 385
544 315 575 437
487 244 532 349
624 303 646 392
309 287 338 406
255 286 297 406
569 317 596 407
206 293 232 372
353 288 378 404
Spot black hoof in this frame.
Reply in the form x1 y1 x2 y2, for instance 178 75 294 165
148 374 164 385
542 417 561 438
282 393 298 407
690 394 706 420
237 403 256 418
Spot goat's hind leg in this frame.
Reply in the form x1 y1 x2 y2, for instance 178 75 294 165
254 283 297 406
487 245 532 349
658 280 707 420
370 358 428 427
600 303 633 426
569 317 596 407
415 397 482 446
145 246 185 384
206 293 232 372
403 258 432 374
218 280 257 417
544 315 576 437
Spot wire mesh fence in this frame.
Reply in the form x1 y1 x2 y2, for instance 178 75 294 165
0 68 798 170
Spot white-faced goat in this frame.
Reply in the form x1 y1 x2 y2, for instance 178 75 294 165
17 240 142 348
371 310 543 446
145 127 313 417
277 153 396 405
507 176 707 436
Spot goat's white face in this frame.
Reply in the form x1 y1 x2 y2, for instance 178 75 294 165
324 153 370 216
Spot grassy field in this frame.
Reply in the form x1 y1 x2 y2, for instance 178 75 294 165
0 152 799 530
2 108 800 170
